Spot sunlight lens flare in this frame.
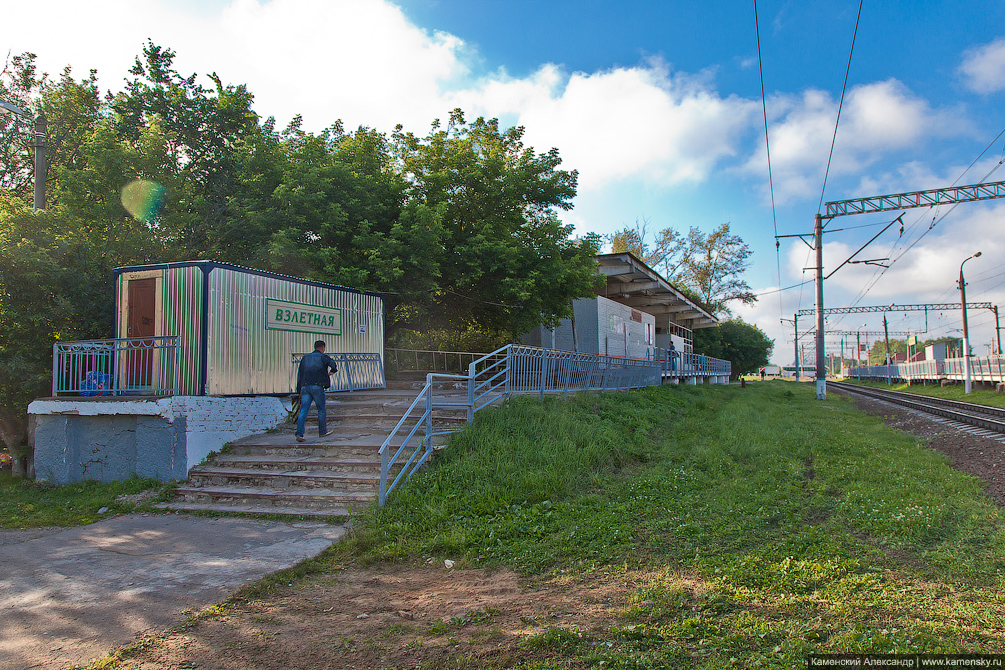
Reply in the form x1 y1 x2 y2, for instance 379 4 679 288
120 180 167 222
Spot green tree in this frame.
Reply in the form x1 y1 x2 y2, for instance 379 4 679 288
109 41 259 257
608 220 754 316
0 197 119 467
684 223 755 315
692 319 773 380
391 109 602 339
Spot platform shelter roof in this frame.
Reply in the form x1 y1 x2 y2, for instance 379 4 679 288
595 253 718 330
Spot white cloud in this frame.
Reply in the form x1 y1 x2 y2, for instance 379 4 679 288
742 80 964 204
448 61 759 190
208 0 473 131
959 37 1005 94
3 0 760 195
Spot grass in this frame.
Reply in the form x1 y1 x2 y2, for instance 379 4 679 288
0 472 171 528
325 381 1005 665
839 376 1005 407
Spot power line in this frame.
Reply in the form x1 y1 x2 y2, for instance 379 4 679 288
817 0 864 216
752 0 784 327
840 131 1005 310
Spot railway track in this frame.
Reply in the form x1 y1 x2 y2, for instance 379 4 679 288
829 381 1005 436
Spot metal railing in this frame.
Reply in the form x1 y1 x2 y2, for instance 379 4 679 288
386 348 491 375
849 355 1005 384
52 336 180 396
650 347 732 378
290 352 386 393
379 344 729 505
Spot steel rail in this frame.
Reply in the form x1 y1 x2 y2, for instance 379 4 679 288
830 381 1005 433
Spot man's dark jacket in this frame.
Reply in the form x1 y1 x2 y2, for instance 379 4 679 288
296 351 338 391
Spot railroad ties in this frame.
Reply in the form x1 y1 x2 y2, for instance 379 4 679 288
830 381 1005 442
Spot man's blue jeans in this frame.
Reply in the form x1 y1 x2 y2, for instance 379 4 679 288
296 385 327 437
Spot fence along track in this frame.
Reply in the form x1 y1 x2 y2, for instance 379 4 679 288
830 381 1005 434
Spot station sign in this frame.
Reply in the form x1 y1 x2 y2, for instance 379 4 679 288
266 298 342 335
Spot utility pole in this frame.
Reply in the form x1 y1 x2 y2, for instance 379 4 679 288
840 336 845 377
959 252 981 394
814 214 826 399
856 330 862 381
994 305 1002 356
794 315 799 380
0 102 46 211
883 312 892 385
33 114 46 211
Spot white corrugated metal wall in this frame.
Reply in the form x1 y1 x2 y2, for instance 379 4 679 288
205 267 384 395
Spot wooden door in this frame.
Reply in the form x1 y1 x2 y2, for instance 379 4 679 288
127 278 156 386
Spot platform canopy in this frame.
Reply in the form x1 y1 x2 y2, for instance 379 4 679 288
595 253 718 330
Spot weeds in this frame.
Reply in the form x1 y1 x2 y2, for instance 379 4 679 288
0 474 170 528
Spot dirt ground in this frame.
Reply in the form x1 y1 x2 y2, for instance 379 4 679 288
102 563 660 669
99 388 1005 669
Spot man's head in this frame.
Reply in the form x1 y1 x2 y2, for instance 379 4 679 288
314 340 326 352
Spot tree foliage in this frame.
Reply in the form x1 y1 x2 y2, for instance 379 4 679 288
692 319 774 380
609 219 756 316
391 110 601 337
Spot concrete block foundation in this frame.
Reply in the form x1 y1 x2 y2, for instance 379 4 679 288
28 396 291 485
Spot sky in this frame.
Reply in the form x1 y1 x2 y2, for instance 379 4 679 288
4 0 1005 365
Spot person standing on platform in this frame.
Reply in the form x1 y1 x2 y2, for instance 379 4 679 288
295 340 338 442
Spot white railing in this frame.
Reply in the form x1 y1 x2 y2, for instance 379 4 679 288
849 355 1005 384
52 337 180 396
290 352 386 393
378 344 731 505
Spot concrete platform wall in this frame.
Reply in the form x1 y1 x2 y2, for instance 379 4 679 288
28 396 291 485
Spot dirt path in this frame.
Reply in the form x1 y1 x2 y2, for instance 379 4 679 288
92 563 650 669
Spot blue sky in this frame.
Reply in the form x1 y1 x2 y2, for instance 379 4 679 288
4 0 1005 363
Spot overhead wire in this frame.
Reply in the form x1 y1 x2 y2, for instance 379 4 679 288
841 129 1005 310
753 0 788 332
817 0 864 217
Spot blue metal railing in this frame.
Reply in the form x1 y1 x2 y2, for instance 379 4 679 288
52 337 180 396
379 344 730 505
290 352 386 393
650 347 732 378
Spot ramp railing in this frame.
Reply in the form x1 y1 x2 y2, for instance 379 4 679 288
290 352 386 393
378 344 663 505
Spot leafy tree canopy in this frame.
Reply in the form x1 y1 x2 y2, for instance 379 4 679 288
609 218 756 316
692 319 773 380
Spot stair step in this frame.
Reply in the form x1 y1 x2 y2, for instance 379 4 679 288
167 386 462 517
171 484 375 509
187 466 380 490
214 454 385 474
154 501 352 519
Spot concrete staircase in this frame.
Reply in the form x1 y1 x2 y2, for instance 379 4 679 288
158 380 470 519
